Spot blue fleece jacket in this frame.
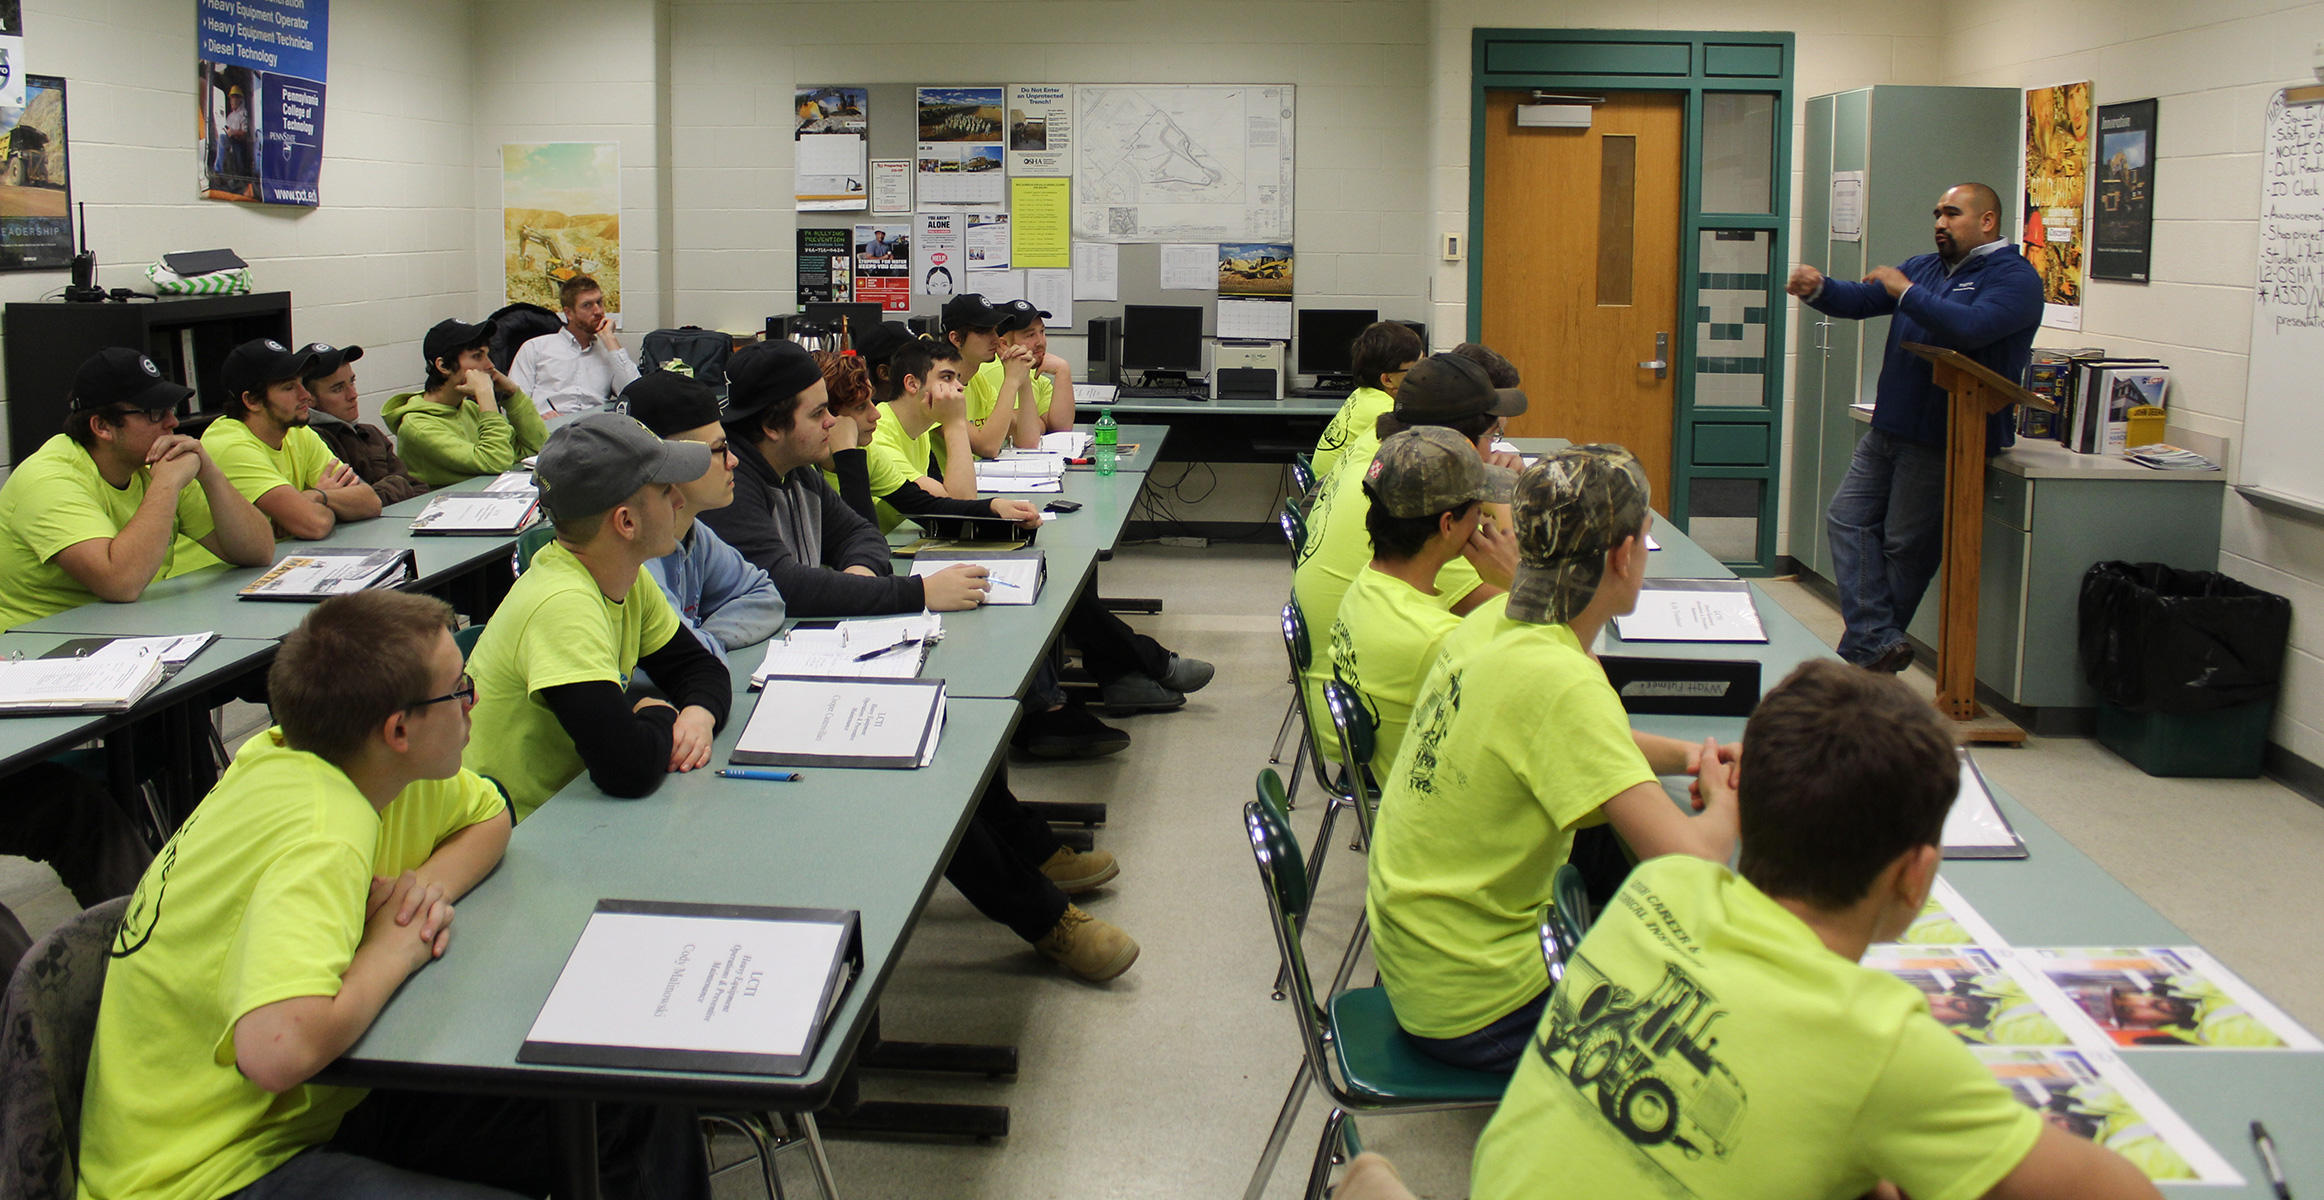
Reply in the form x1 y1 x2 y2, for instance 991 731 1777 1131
1806 242 2044 451
645 520 788 667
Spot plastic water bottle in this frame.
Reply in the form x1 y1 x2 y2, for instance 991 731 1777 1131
1094 410 1118 477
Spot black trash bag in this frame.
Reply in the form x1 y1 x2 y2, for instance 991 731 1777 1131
2078 561 2291 714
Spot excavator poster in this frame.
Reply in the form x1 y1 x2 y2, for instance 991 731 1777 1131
502 141 621 315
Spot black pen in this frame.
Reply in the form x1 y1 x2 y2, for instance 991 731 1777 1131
2253 1120 2292 1200
852 640 915 662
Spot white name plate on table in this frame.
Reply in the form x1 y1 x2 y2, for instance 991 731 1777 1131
520 899 861 1077
1613 579 1768 643
731 676 946 768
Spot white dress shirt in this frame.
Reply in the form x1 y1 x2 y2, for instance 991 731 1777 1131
510 326 642 415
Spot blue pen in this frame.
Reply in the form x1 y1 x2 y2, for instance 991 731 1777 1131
717 768 802 782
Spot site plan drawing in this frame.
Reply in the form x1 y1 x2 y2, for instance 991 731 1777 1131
1073 85 1293 243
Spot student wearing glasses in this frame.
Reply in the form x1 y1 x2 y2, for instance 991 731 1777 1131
77 590 712 1198
461 412 732 822
0 347 272 630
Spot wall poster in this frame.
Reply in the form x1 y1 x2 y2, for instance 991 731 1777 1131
197 0 327 206
2023 81 2092 330
0 73 69 271
853 222 908 312
916 86 1005 206
501 142 621 314
2091 98 2156 283
795 85 867 211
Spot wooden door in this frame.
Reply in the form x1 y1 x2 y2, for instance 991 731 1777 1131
1481 90 1684 505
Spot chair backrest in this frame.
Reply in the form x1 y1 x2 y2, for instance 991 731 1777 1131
1535 864 1594 983
485 301 563 373
0 896 131 1200
512 524 558 576
452 623 486 660
1290 453 1317 498
1245 778 1335 1074
1321 679 1379 840
1278 503 1308 560
1279 597 1312 675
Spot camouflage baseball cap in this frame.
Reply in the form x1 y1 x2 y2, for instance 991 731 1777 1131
1390 352 1527 424
1506 444 1652 625
1362 426 1516 518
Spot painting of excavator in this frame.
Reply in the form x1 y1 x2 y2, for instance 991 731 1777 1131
502 142 621 312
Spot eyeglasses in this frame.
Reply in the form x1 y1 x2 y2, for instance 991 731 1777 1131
409 672 476 711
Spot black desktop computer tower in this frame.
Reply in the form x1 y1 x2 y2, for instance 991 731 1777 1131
1083 315 1123 385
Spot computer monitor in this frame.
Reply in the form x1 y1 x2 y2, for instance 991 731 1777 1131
799 302 886 341
1121 304 1205 373
1294 308 1379 378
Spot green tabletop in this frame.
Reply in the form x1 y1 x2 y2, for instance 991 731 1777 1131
1630 519 2324 1196
1063 422 1171 472
0 632 276 778
330 697 1022 1110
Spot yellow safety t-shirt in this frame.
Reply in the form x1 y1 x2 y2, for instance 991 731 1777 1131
77 729 506 1200
201 417 337 510
463 540 680 820
1472 856 2043 1200
1324 566 1461 778
0 434 218 630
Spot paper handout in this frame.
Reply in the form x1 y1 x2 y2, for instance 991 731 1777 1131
909 552 1044 604
1942 750 2027 859
239 549 415 601
729 677 947 768
1612 579 1768 643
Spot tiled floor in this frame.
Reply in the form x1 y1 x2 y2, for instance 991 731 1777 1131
8 545 2319 1199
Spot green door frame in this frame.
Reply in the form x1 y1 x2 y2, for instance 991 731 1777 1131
1468 28 1795 574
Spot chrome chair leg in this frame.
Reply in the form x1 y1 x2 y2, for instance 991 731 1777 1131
1269 697 1298 765
1242 1059 1313 1200
795 1112 840 1200
1302 1107 1351 1200
1329 913 1371 1000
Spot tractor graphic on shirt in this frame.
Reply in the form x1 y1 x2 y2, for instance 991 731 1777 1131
1536 956 1748 1160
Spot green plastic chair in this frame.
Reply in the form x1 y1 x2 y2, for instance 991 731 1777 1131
1277 597 1369 840
1241 774 1503 1200
452 624 485 660
1290 452 1318 502
511 525 557 576
1267 508 1311 774
1318 679 1383 997
1538 863 1594 982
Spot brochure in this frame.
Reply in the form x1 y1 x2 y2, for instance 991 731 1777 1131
2021 946 2323 1051
1864 945 2075 1047
1976 1048 2243 1185
238 549 415 601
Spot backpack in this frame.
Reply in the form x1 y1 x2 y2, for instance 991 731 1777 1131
484 302 562 374
640 326 735 387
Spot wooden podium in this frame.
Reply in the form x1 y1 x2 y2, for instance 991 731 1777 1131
1903 343 2053 743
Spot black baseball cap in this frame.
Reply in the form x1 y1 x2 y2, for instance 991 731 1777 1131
940 292 1002 333
994 299 1051 335
297 342 364 380
69 347 193 414
622 371 723 437
1392 353 1528 424
220 338 319 403
721 340 825 425
854 320 916 368
422 318 495 369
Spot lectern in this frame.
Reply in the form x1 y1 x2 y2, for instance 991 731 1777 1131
1902 343 2052 741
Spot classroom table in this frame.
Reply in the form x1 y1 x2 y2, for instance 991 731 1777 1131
325 698 1024 1200
1060 421 1170 472
0 632 281 831
1086 395 1339 464
1619 516 2324 1198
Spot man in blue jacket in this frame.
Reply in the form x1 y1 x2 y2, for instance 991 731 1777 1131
623 372 788 666
1788 182 2043 672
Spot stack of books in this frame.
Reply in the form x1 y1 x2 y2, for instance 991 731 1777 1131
2020 350 2169 455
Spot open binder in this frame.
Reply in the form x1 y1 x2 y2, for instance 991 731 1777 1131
238 548 415 602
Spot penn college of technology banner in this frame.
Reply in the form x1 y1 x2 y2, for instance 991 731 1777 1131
197 0 327 206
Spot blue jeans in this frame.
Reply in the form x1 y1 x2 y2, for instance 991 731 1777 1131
1402 986 1551 1074
1825 427 1946 665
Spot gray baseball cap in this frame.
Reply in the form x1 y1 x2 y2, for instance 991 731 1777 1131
535 412 712 522
1505 443 1652 625
1362 426 1516 518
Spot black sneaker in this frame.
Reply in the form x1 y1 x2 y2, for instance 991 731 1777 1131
1013 701 1132 760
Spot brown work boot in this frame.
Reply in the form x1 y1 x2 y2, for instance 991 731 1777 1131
1039 846 1120 894
1034 905 1139 982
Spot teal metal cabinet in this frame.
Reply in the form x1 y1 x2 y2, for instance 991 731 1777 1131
1788 86 2020 578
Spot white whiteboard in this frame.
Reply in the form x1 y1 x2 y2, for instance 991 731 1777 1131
2244 88 2324 509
